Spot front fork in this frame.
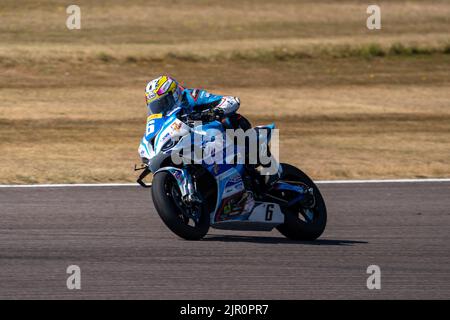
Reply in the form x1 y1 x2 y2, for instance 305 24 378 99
156 166 201 205
180 168 202 205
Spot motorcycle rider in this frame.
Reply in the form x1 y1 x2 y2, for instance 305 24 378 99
144 75 250 130
142 75 280 189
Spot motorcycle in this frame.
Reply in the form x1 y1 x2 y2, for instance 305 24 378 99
136 107 327 240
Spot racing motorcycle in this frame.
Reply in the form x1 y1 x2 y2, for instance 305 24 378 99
136 107 327 240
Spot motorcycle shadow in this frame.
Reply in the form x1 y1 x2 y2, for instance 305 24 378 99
203 235 368 246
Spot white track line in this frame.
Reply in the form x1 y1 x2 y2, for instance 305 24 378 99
317 178 450 184
0 183 137 188
0 178 450 188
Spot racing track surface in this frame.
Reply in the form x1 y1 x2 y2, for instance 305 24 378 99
0 182 449 299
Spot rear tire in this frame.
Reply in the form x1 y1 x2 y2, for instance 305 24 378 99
275 163 327 241
151 171 210 240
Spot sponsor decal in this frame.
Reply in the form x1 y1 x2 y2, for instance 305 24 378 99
161 132 171 142
224 175 244 197
146 91 156 100
219 194 245 219
147 113 163 121
224 183 244 196
171 122 182 131
223 190 256 220
227 175 243 185
172 170 183 182
223 202 232 215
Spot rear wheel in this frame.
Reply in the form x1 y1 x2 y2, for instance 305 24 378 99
151 171 210 240
274 163 327 240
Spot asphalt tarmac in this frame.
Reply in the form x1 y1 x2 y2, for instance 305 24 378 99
0 181 449 299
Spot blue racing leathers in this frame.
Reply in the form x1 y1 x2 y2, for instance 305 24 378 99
178 88 240 115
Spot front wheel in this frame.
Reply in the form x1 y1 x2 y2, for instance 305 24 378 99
151 171 210 240
275 163 327 241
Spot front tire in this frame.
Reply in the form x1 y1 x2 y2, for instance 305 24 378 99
151 171 210 240
275 163 327 241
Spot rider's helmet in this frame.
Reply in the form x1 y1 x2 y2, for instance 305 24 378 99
145 76 183 115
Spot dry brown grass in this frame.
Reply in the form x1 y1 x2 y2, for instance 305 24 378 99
1 0 449 64
0 0 449 183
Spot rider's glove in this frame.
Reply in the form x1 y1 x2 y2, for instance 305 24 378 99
213 107 225 119
203 108 224 122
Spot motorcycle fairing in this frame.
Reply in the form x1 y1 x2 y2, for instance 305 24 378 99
141 107 286 229
145 113 166 141
154 116 190 155
138 136 153 160
211 202 284 231
212 166 248 223
139 114 167 162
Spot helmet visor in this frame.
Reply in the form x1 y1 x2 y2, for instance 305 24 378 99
147 94 175 115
